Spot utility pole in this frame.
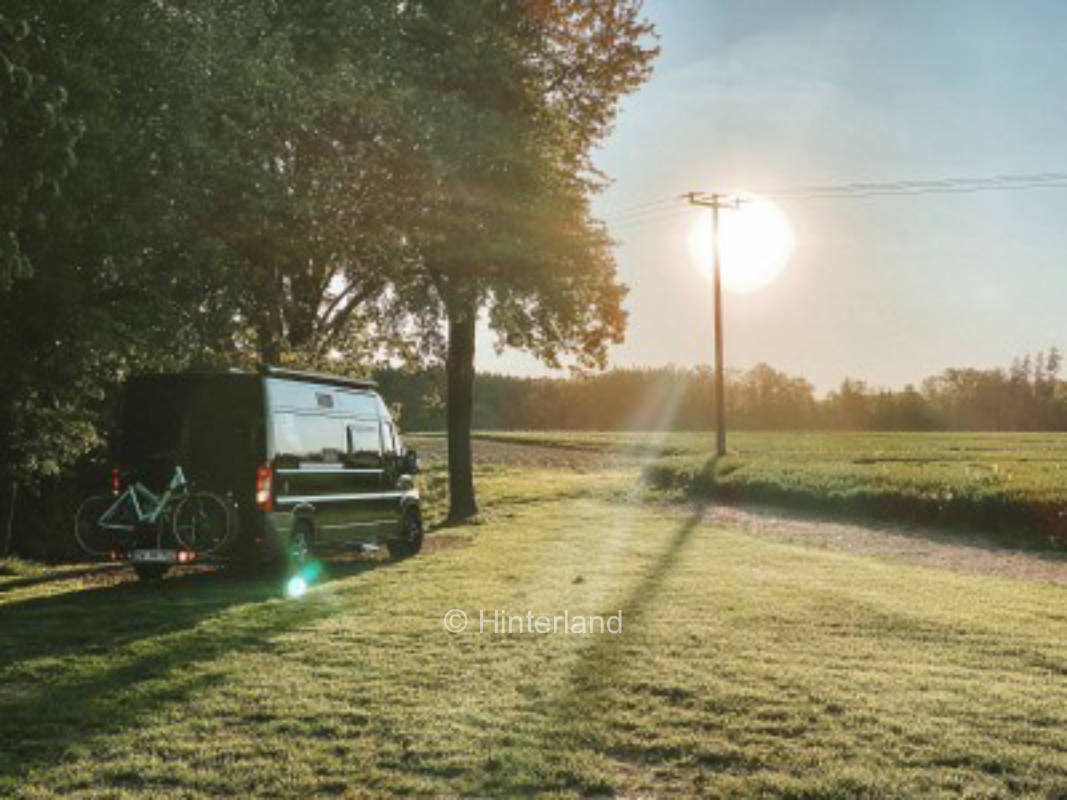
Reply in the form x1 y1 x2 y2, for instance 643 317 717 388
685 192 741 457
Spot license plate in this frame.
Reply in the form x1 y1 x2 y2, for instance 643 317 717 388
129 549 176 563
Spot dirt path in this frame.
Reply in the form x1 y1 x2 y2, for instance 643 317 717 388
698 503 1067 586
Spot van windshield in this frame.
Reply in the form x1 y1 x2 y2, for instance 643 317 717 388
119 375 260 485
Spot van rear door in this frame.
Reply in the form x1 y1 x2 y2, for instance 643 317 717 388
119 374 262 494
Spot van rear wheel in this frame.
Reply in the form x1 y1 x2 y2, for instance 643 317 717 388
388 508 423 559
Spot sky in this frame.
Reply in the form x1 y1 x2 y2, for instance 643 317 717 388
476 0 1067 393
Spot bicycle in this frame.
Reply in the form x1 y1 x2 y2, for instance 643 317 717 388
74 466 233 557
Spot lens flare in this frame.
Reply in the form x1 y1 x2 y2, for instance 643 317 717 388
299 561 323 582
285 575 308 599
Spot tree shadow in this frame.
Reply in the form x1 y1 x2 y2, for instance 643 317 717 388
0 563 125 593
473 499 712 796
0 556 388 672
0 554 396 787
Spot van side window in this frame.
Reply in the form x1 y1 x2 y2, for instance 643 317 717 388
346 423 382 468
273 413 346 463
273 413 302 460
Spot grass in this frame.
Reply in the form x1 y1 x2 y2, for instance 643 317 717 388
4 438 1067 797
462 431 1067 545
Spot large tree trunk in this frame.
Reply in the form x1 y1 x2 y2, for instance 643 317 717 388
445 294 478 522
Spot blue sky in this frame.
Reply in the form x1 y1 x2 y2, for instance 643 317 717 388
477 0 1067 392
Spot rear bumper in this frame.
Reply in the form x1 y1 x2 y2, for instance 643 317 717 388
123 548 200 565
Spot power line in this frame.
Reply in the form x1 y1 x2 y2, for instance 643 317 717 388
601 170 1067 229
767 178 1067 200
597 197 679 223
705 170 1067 201
606 207 701 231
597 196 677 218
766 171 1067 198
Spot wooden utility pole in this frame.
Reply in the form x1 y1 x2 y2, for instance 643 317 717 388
685 192 741 457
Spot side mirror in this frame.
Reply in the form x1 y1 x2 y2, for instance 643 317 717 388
402 449 419 475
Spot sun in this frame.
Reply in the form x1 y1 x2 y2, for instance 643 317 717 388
688 197 795 293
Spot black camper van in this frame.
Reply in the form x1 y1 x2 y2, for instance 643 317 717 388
106 364 421 578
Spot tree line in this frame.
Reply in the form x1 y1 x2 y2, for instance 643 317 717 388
376 349 1067 432
1 1 657 529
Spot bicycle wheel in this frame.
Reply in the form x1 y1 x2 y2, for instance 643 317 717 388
74 495 136 556
172 493 232 554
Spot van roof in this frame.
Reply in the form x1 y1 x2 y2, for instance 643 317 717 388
257 363 378 391
126 366 378 392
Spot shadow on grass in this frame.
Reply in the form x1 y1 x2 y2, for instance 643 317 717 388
473 499 715 796
0 555 395 788
0 557 387 671
0 563 125 593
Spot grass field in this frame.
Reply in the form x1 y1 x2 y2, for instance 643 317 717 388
3 434 1067 797
457 431 1067 546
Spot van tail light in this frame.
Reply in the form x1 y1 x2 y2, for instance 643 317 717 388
111 467 120 496
256 465 273 512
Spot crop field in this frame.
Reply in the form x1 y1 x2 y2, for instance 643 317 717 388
4 433 1067 797
444 431 1067 545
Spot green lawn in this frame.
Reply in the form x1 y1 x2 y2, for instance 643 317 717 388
3 445 1067 797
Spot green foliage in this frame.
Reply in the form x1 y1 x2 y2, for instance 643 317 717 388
391 1 657 369
0 0 243 488
0 11 84 290
172 1 420 364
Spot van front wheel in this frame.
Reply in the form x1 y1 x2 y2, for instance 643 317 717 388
388 508 423 559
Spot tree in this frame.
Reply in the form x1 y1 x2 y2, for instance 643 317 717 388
0 0 366 483
392 1 657 521
168 1 427 369
730 363 816 429
823 379 872 430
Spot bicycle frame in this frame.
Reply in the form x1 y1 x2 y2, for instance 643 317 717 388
99 466 189 533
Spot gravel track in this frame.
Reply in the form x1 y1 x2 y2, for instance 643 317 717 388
699 504 1067 586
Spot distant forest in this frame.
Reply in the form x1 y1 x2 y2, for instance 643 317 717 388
376 349 1067 432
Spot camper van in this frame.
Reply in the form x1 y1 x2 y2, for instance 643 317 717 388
108 364 421 577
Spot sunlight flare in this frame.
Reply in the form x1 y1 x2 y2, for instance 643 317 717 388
688 198 795 293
